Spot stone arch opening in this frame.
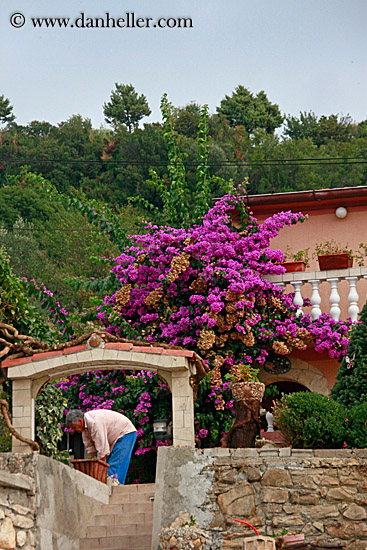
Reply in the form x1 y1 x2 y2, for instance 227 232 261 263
3 341 201 452
259 356 330 396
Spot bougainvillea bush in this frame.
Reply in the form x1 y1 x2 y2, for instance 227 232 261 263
97 185 352 407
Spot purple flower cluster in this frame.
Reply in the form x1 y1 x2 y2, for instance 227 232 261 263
96 185 351 381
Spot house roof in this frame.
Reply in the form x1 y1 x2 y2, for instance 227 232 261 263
240 185 367 214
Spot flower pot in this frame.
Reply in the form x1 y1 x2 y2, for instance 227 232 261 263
317 253 353 270
283 533 305 545
282 261 306 273
231 381 265 402
275 533 305 549
71 458 109 483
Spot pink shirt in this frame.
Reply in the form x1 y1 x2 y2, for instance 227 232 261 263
82 410 136 459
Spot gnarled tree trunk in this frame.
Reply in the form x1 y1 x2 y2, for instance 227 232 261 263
221 381 264 448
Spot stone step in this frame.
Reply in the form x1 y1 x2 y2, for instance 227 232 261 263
80 534 152 549
80 483 155 550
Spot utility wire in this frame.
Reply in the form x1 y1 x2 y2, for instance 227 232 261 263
0 157 366 167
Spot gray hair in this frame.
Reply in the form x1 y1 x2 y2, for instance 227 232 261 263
65 409 84 426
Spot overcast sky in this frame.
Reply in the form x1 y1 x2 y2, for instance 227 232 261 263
1 0 366 128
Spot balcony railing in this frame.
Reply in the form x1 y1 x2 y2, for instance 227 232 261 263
265 267 367 322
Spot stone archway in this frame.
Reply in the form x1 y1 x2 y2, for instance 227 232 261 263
259 356 330 395
3 336 202 452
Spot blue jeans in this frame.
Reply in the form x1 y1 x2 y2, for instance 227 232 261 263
107 431 137 484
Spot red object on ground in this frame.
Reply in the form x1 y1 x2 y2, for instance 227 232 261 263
233 519 259 536
261 431 286 447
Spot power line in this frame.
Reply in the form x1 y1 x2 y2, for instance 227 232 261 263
0 156 366 168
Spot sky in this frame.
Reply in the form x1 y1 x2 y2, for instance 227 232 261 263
1 0 367 128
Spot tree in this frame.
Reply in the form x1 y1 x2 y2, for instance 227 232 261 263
284 111 357 146
173 102 202 138
283 111 319 141
331 302 367 408
103 83 151 132
217 85 283 134
0 94 15 126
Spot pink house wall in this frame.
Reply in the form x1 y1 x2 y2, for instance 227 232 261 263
233 187 367 392
255 206 367 271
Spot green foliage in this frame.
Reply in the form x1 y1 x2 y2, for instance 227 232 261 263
148 95 229 227
331 302 367 407
194 104 213 220
0 247 54 341
217 85 283 134
173 103 201 138
273 392 348 448
103 83 151 132
35 384 70 463
346 402 367 448
1 92 365 209
0 174 122 312
0 383 12 452
263 384 280 401
283 246 310 267
0 94 15 126
148 93 190 227
314 240 352 256
284 112 357 146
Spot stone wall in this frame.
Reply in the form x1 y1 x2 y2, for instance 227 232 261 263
0 453 109 550
0 454 36 550
152 447 367 550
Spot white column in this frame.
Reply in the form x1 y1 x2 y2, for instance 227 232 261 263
309 279 322 320
327 278 341 321
170 370 195 448
292 281 304 317
346 276 360 322
11 379 34 453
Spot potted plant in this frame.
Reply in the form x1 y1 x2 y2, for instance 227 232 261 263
314 240 353 270
281 247 310 272
228 364 265 402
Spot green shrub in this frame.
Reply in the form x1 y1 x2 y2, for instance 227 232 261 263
346 401 367 448
0 389 11 452
331 302 367 408
273 392 348 448
35 384 70 463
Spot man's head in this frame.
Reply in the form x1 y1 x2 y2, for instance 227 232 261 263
65 409 85 433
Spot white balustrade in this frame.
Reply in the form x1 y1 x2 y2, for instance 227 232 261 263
346 276 359 322
264 266 367 322
309 279 322 320
293 281 304 317
327 278 341 321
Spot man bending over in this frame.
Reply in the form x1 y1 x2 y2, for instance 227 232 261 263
65 409 137 485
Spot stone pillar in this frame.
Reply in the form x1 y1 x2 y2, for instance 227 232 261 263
11 378 34 452
170 369 195 447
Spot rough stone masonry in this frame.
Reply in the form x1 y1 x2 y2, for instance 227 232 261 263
0 452 109 550
152 447 367 550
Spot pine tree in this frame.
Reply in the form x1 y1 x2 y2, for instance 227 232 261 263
331 302 367 407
